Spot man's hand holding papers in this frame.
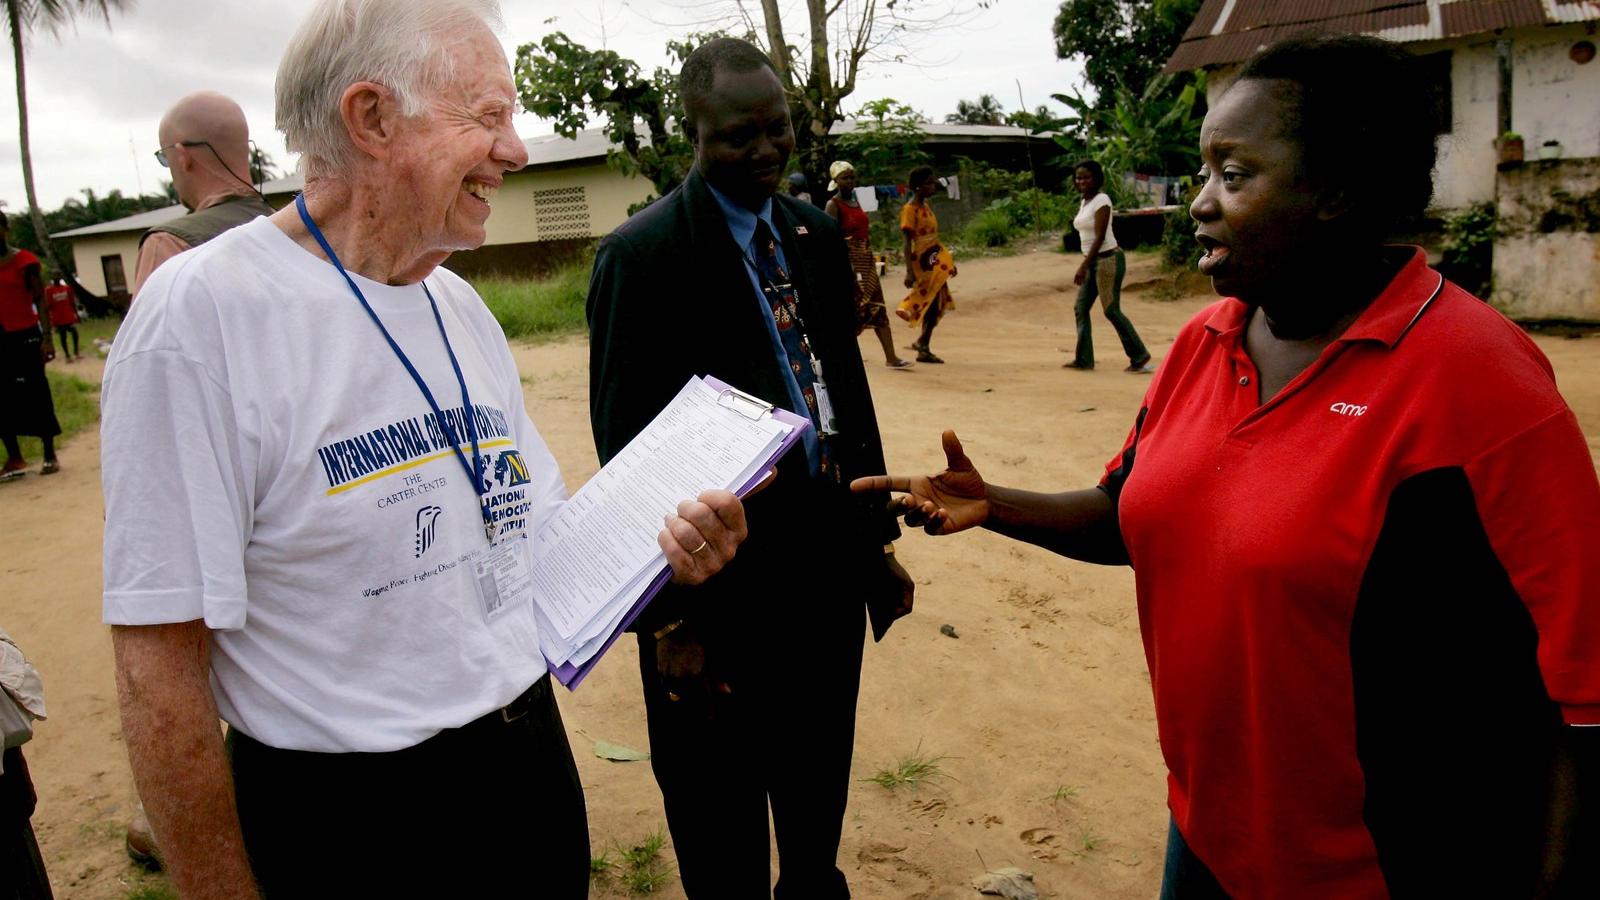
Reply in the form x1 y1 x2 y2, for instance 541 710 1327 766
659 489 751 585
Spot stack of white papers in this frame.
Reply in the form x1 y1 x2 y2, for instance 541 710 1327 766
530 376 808 688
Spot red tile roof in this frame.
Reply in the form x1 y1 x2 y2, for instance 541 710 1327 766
1165 0 1600 72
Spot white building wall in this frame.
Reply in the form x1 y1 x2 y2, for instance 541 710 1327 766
1511 24 1600 162
1432 40 1499 210
69 232 141 296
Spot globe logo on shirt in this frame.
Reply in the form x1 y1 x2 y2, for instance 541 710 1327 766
414 505 443 558
492 450 532 489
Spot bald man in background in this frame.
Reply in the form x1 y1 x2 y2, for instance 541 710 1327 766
132 91 275 298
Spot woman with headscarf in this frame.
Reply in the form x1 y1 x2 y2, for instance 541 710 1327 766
825 161 913 370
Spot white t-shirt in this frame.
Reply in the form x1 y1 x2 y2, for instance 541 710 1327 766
101 217 565 752
1073 192 1119 256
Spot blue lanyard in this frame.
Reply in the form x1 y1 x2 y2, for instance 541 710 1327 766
295 194 494 544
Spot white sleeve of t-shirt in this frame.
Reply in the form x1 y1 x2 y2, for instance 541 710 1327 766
101 278 253 630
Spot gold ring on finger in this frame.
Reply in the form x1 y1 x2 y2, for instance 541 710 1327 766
690 540 710 555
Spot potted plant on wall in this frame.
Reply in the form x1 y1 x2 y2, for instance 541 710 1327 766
1498 131 1525 169
1539 139 1563 162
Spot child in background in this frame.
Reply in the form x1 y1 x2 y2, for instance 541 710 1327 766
44 278 78 362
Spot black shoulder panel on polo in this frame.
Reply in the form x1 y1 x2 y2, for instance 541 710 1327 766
1352 466 1559 898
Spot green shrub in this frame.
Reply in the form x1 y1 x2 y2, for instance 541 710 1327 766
1160 206 1200 272
473 259 593 341
1440 202 1496 298
994 189 1076 233
962 208 1014 247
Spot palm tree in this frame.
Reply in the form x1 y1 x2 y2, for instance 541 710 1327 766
6 0 133 272
946 94 1006 126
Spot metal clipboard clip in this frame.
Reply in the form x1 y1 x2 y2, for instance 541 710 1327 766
716 387 774 421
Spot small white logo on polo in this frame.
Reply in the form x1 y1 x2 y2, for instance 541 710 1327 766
1330 402 1368 417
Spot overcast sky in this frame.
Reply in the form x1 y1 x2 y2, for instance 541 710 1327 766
0 0 1086 212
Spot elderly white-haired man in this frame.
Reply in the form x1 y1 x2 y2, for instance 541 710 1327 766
100 1 750 896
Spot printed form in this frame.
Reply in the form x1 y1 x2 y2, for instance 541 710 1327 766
526 377 805 683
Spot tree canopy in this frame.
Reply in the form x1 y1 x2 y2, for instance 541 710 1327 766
1051 0 1200 106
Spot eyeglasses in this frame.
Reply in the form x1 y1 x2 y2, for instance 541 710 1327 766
154 140 211 168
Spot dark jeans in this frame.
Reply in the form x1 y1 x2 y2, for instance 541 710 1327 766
1072 250 1149 368
55 326 77 359
637 609 865 900
1159 817 1230 899
227 675 589 898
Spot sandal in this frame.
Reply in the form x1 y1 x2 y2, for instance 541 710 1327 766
886 359 915 370
1125 359 1156 374
916 351 944 364
1 460 25 481
40 460 60 475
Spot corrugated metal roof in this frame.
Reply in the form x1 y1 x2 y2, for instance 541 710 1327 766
1165 0 1600 72
50 205 188 239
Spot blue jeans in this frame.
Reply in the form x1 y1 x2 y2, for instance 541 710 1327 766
1160 817 1231 899
1072 249 1149 368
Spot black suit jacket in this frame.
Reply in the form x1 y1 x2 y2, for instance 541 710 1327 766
587 167 901 637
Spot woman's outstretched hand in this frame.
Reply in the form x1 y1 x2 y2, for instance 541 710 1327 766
851 430 990 535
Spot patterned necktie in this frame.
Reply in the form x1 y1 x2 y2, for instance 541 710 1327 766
751 219 837 477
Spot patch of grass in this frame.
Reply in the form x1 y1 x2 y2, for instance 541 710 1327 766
1045 784 1080 803
1076 827 1104 855
472 260 592 342
864 743 951 792
12 368 99 464
593 828 675 895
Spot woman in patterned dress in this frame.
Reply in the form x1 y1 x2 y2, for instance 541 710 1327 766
824 161 912 370
896 165 956 364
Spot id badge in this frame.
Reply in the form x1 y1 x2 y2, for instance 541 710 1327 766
813 378 840 436
474 532 534 624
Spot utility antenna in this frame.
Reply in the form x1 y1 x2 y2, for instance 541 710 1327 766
130 133 145 196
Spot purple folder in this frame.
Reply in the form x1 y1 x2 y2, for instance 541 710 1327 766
550 376 811 688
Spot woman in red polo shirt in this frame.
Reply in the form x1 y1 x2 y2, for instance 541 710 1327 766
857 35 1600 899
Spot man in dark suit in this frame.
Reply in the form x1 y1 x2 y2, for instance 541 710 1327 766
587 37 914 900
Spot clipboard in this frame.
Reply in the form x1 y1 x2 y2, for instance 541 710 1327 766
550 376 811 688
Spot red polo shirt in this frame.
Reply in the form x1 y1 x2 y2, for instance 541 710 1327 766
1104 248 1600 898
0 249 41 332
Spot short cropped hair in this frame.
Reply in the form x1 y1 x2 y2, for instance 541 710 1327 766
1237 33 1445 236
907 165 936 190
1075 160 1105 192
276 0 503 173
680 38 779 130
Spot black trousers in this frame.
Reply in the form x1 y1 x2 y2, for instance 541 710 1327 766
227 676 589 898
1 748 52 900
637 608 866 899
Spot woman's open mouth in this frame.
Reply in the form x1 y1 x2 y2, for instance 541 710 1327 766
1195 234 1231 276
